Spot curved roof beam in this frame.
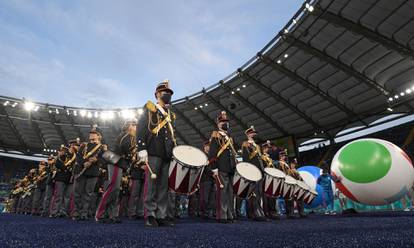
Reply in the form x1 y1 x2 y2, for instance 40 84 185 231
312 6 414 60
218 80 288 137
282 35 390 96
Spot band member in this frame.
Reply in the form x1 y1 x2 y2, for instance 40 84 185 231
41 156 55 217
241 126 266 221
31 162 47 215
72 126 106 221
208 111 237 223
199 140 216 219
95 118 137 223
261 141 278 219
50 141 77 218
137 80 176 227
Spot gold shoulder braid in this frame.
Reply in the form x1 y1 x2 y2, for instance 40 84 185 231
146 101 157 113
147 102 177 146
83 144 102 159
64 153 76 167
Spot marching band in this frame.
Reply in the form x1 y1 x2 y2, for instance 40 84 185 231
7 80 316 227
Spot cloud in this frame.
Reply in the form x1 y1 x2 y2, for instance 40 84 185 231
0 0 303 107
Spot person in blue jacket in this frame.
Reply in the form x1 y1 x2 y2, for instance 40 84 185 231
317 167 340 215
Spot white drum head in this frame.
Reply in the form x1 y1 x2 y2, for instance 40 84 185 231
236 162 262 182
264 168 286 178
173 145 207 167
284 175 297 185
297 180 309 190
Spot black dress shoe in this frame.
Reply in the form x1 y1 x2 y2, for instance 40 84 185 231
145 216 158 227
72 216 80 221
217 219 227 224
110 218 122 224
96 218 110 224
253 216 267 222
158 218 174 227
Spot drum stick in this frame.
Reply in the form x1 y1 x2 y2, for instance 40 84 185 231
215 174 224 189
145 161 157 179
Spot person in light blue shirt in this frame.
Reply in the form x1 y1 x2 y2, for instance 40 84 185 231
317 168 340 215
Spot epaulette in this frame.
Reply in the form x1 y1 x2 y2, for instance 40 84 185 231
171 112 176 120
211 131 220 138
242 141 249 148
146 101 157 113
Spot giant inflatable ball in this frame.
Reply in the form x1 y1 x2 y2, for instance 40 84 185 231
331 138 414 205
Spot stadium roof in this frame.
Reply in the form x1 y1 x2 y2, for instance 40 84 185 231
1 0 414 155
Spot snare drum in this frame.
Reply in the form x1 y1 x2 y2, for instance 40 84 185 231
233 162 262 199
304 188 318 204
282 176 298 199
168 145 207 195
296 180 310 200
263 168 286 198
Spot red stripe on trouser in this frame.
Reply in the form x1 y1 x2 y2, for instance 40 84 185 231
95 166 119 220
69 192 74 216
143 170 149 218
49 183 58 214
215 177 221 220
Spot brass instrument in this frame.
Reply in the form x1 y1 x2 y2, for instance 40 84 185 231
74 143 102 179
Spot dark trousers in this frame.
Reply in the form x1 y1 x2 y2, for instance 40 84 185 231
188 191 200 217
285 197 305 217
263 196 277 217
128 178 144 217
50 181 68 216
42 184 53 216
73 175 98 218
199 180 215 217
64 183 74 216
250 181 265 219
216 172 234 220
31 188 44 214
143 156 169 219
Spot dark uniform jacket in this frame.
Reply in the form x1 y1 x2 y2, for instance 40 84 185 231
75 143 105 177
242 140 264 172
208 131 236 175
201 151 214 182
55 152 76 183
114 133 136 171
136 101 176 161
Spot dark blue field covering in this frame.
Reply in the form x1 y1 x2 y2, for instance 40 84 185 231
1 212 413 248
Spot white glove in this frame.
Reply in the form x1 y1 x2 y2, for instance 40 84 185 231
138 150 148 162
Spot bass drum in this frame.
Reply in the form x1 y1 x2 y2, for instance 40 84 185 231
233 162 262 199
168 145 207 195
263 167 286 198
